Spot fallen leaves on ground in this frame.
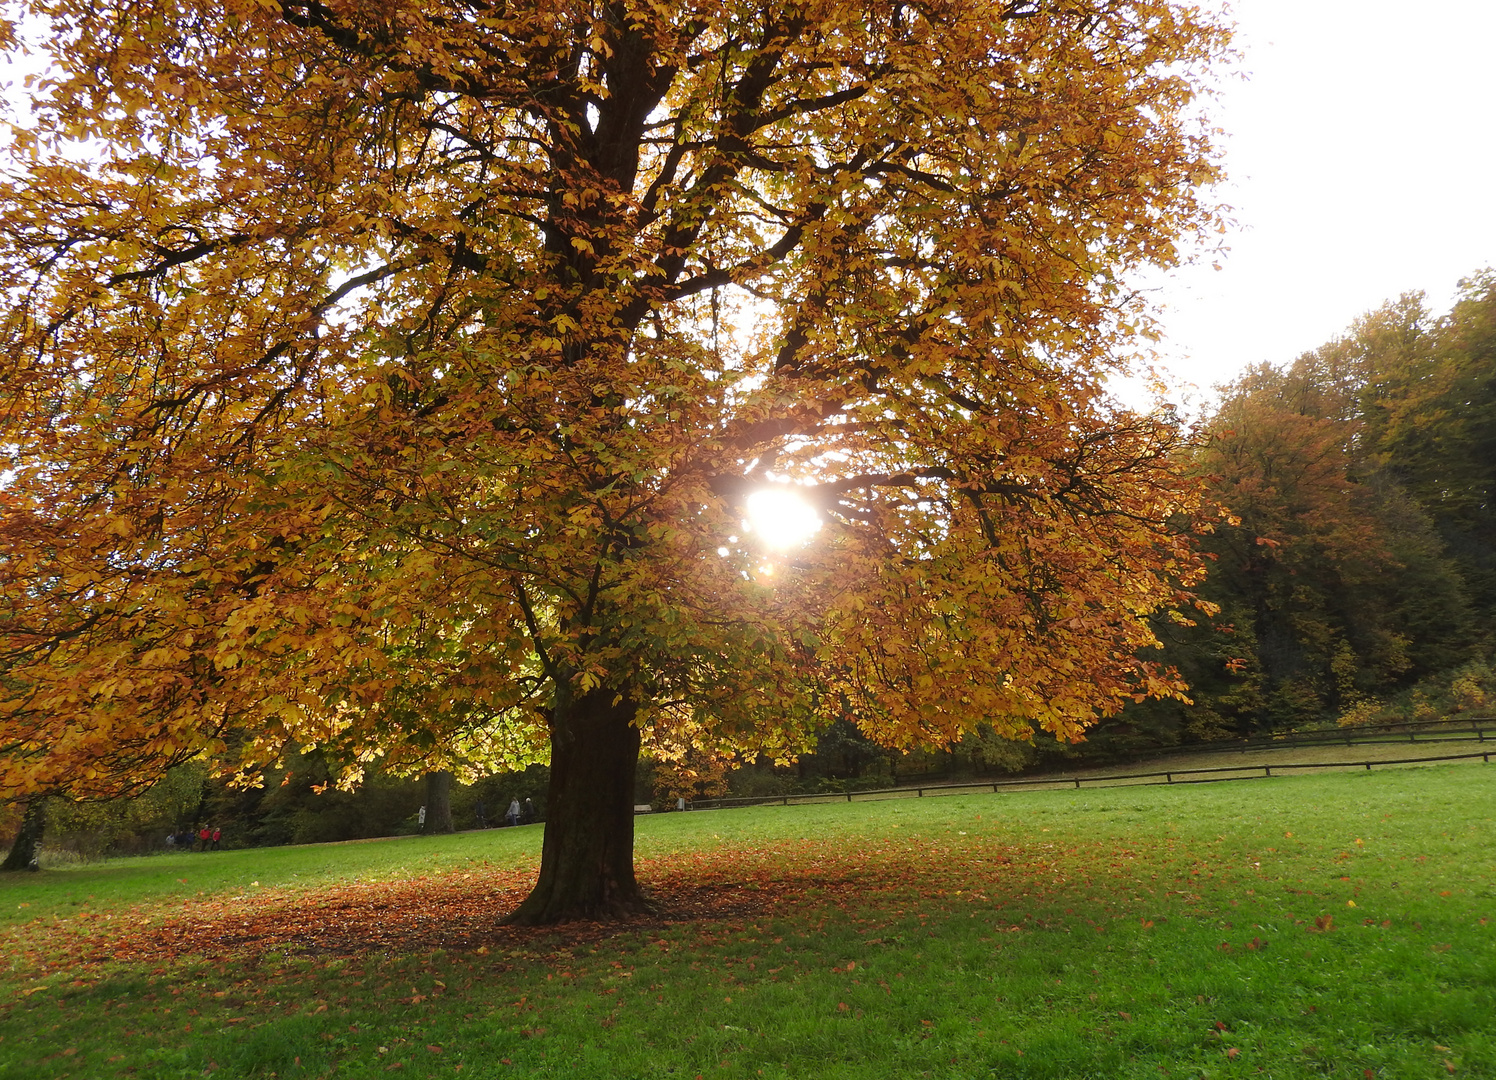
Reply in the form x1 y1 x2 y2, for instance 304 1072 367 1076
17 872 771 967
1 832 1261 970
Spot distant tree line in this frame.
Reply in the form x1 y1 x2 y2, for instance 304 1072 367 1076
1103 270 1496 750
0 751 555 863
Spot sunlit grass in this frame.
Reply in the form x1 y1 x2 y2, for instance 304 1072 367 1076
1 763 1492 1079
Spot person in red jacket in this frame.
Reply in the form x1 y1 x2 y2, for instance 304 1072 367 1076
198 825 210 851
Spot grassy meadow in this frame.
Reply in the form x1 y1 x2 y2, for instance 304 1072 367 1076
1 764 1493 1079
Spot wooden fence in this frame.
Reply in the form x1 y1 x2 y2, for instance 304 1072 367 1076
683 747 1493 812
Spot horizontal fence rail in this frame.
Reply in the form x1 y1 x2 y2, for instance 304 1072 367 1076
682 748 1493 812
858 716 1496 791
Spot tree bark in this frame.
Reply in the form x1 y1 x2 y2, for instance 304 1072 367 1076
1 799 46 872
504 685 646 925
423 771 455 834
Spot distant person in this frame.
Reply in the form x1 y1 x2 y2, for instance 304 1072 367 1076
522 797 535 824
474 799 487 828
506 798 521 827
418 805 426 832
198 825 210 851
211 827 221 851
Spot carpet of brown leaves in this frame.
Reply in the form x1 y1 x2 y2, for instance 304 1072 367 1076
65 864 773 965
10 833 1075 972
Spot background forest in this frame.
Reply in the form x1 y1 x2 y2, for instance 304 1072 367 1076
11 272 1496 859
1121 269 1496 747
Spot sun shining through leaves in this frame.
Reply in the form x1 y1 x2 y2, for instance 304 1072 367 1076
744 487 822 551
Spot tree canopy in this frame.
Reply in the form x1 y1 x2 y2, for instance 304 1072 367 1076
1 0 1228 919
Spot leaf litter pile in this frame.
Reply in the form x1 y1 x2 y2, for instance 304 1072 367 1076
9 826 1248 970
20 863 772 968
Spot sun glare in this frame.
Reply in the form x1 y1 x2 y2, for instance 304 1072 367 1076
744 486 821 550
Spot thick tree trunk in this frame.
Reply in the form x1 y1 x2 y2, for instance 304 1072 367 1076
423 771 455 834
1 799 46 872
504 686 646 925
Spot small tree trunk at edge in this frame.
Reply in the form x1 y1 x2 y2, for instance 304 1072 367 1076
423 771 455 834
1 799 46 872
504 686 646 925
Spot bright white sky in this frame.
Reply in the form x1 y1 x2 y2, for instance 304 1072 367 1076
1144 0 1496 409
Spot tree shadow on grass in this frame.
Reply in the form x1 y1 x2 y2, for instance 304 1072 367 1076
24 837 1053 967
67 869 775 963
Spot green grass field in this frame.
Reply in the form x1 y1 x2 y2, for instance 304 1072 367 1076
2 764 1493 1079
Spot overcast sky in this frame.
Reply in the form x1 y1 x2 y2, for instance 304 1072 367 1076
1142 0 1496 408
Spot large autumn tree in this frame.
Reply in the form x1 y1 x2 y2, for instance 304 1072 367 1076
0 0 1227 921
